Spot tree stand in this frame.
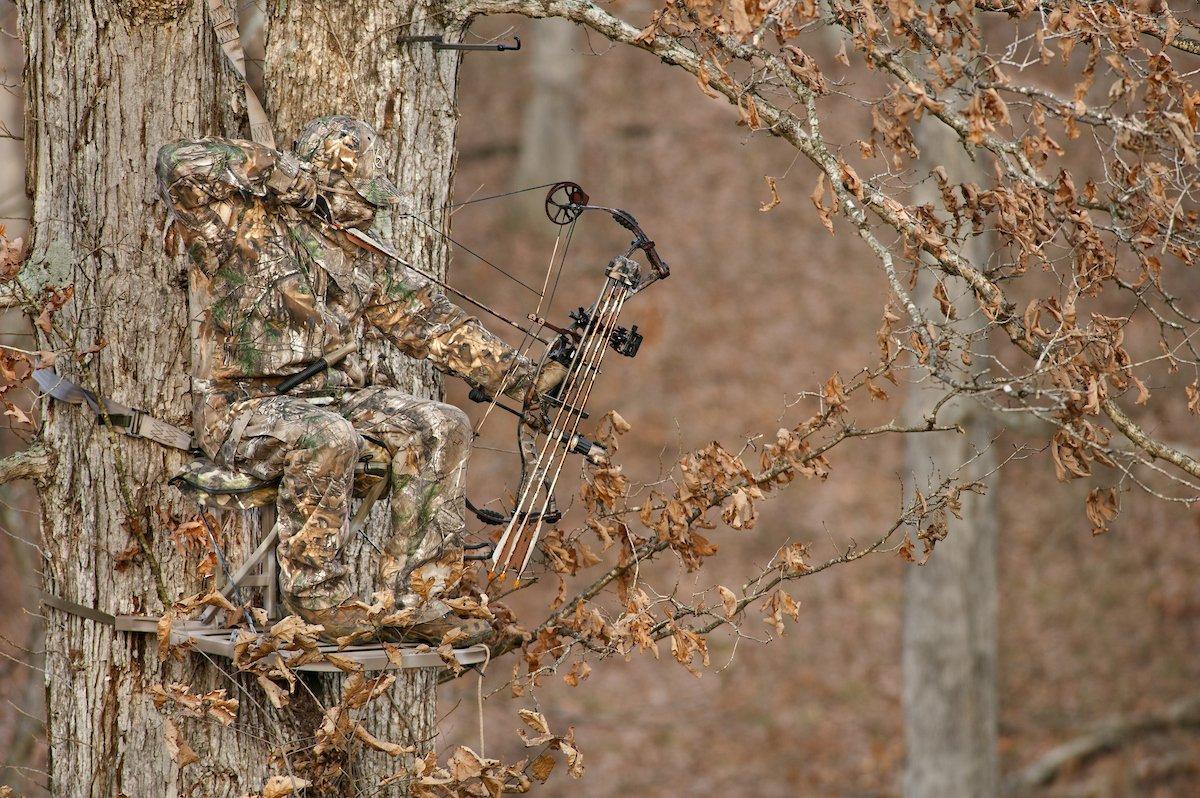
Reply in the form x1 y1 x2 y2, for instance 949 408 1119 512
41 453 488 673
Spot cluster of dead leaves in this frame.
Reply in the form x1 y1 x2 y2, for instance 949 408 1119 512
758 422 832 489
401 747 529 797
285 669 419 791
373 712 583 797
0 229 25 282
150 682 238 770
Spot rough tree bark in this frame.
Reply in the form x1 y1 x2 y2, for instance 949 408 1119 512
902 119 999 797
19 2 302 796
21 1 464 795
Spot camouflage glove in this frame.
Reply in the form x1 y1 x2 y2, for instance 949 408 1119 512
265 150 319 208
534 361 569 396
310 169 376 228
522 361 569 432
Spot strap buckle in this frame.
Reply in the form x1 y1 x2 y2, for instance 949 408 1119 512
125 408 146 438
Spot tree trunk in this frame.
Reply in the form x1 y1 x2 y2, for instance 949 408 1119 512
512 18 579 223
263 1 467 793
21 1 458 795
20 2 302 796
901 119 1000 797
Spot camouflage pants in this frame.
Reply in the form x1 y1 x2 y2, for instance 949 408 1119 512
203 387 471 630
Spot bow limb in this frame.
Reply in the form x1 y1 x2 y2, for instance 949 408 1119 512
494 279 630 577
491 285 617 575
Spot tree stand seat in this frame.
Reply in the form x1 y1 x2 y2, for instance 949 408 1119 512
169 445 392 513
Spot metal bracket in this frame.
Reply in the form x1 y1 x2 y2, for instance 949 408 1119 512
398 33 521 52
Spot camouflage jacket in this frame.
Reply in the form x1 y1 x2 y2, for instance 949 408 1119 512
156 138 536 431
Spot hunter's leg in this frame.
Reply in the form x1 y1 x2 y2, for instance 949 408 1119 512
341 387 471 602
218 396 364 633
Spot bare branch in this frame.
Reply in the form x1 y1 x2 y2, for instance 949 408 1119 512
0 442 48 487
1006 694 1200 792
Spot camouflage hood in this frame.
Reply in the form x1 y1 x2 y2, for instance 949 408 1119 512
294 115 403 209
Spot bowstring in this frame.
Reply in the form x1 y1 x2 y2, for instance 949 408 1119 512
404 213 542 295
470 214 578 439
440 182 566 213
492 281 616 571
401 180 572 299
493 279 623 573
514 287 630 574
498 287 624 575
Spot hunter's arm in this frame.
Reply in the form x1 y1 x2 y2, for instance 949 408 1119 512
156 138 315 211
365 271 538 401
156 139 316 272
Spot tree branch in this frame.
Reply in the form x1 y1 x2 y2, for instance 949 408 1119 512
1005 694 1200 792
461 0 1200 483
0 443 49 487
974 1 1200 58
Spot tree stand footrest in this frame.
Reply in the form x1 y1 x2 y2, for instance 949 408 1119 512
169 621 490 671
39 591 488 671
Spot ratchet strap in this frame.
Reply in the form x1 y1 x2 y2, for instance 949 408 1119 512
33 369 195 451
206 0 276 148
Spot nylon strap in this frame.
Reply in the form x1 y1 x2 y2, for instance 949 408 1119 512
39 590 158 633
40 589 116 626
206 0 276 148
33 369 195 451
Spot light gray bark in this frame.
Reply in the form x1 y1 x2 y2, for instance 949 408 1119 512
901 124 999 796
263 1 468 794
20 2 302 796
20 1 457 795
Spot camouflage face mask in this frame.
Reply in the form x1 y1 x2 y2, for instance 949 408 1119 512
294 115 403 209
316 173 378 228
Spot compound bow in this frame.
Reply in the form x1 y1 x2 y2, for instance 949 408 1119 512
333 180 670 582
462 182 670 581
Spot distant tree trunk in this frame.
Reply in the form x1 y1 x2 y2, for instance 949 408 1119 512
264 1 467 792
0 3 40 793
21 2 301 796
901 123 999 796
512 18 579 222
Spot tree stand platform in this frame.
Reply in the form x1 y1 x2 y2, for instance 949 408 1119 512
41 516 489 673
42 588 489 673
168 620 489 672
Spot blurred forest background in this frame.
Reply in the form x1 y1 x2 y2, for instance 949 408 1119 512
3 2 1200 796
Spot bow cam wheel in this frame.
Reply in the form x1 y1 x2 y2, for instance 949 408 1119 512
545 181 589 225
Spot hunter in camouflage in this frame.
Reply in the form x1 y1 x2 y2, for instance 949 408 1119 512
157 116 563 643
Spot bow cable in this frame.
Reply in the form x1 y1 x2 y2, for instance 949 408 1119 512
507 287 631 575
491 278 618 562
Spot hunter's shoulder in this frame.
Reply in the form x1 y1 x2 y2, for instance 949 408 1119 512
156 138 277 179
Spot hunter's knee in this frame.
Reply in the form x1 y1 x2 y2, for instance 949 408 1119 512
432 404 471 453
295 415 363 468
